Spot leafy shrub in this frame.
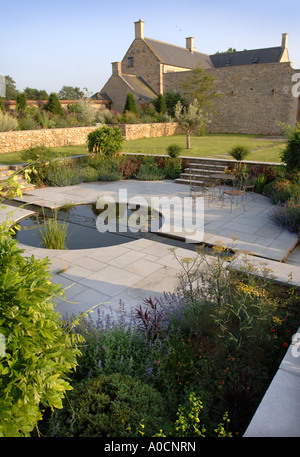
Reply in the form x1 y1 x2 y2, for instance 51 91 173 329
269 198 300 233
45 161 84 186
0 111 18 131
164 157 182 179
21 145 58 185
87 125 123 156
46 373 170 437
153 94 167 114
81 166 100 182
116 155 140 179
44 93 64 116
281 123 300 172
167 143 182 158
136 156 166 181
229 145 250 162
123 92 138 115
18 116 40 130
0 225 81 436
94 108 116 124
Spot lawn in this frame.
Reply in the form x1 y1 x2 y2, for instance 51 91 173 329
0 133 286 165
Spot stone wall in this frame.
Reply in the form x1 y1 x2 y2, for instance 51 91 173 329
164 62 298 135
0 123 182 154
121 39 162 94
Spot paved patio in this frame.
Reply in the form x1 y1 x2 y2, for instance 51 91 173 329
1 178 300 437
2 179 299 318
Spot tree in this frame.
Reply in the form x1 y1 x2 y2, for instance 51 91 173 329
174 99 211 149
153 94 167 114
123 92 138 115
4 75 19 100
44 93 64 116
58 86 85 100
16 93 27 112
181 66 222 116
23 87 48 100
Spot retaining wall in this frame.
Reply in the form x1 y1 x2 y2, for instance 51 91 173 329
0 122 182 154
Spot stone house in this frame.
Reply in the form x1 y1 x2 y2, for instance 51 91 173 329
98 19 300 134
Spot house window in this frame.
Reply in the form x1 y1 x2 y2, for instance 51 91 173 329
128 57 134 67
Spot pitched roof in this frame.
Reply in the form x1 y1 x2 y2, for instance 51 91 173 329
210 47 284 67
121 74 158 100
144 38 214 69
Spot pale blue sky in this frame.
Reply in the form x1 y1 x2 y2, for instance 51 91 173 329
1 0 299 95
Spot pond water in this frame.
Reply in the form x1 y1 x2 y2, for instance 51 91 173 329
15 203 163 250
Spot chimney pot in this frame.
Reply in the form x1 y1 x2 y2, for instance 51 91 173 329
281 33 288 49
186 37 195 52
135 19 144 39
112 62 122 76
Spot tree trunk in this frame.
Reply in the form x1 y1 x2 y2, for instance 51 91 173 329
186 132 191 149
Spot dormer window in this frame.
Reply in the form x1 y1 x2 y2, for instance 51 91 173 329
128 57 134 67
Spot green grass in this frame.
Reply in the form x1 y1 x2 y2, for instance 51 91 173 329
123 133 287 163
0 134 286 165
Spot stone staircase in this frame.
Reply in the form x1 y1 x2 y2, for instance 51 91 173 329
0 164 36 195
176 157 233 186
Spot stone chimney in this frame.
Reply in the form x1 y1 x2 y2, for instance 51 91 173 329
281 33 288 48
112 62 122 76
135 19 144 39
186 37 195 52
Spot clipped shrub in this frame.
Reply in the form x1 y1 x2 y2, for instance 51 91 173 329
0 111 18 132
229 145 250 162
16 93 27 112
123 92 138 115
167 143 182 158
87 125 123 156
46 373 170 437
44 93 64 116
153 94 167 114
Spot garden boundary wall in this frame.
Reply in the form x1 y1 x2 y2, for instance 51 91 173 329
0 123 182 154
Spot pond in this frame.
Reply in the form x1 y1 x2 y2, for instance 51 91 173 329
14 202 163 250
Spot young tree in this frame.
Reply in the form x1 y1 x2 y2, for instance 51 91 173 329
174 99 211 149
181 66 222 116
44 93 64 116
5 75 19 100
123 92 138 115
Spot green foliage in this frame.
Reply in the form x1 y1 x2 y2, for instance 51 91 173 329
87 125 123 156
45 161 84 186
167 143 183 158
136 156 166 180
36 210 69 249
4 75 19 100
0 99 5 113
229 145 250 162
58 85 85 100
0 226 82 437
23 87 48 100
16 93 27 112
0 111 18 132
123 92 138 115
164 157 182 179
174 100 211 148
164 91 187 116
44 93 64 116
46 373 170 437
280 123 300 172
153 94 167 114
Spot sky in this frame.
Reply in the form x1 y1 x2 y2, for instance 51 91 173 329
1 0 300 96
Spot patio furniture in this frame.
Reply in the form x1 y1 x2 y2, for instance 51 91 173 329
221 188 246 213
